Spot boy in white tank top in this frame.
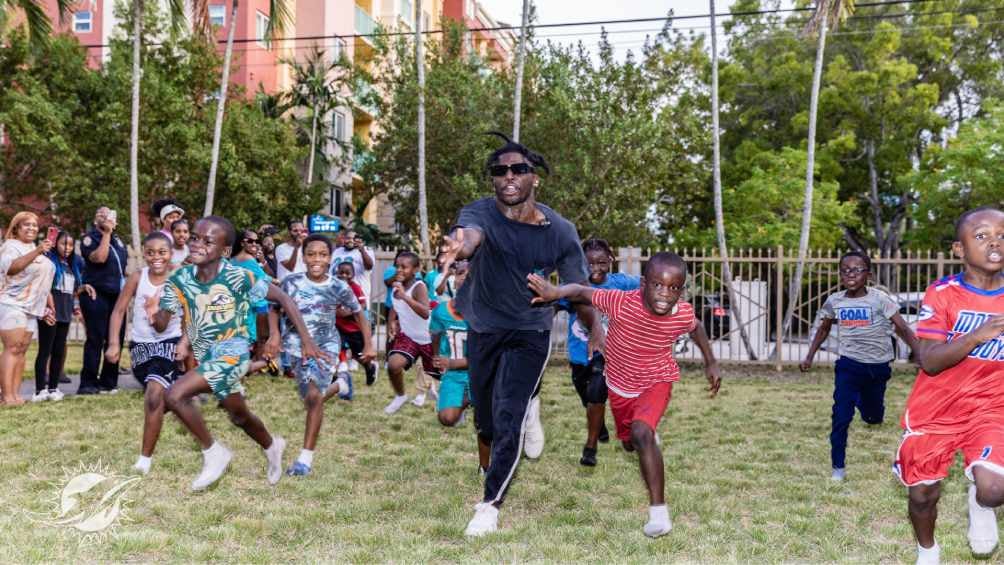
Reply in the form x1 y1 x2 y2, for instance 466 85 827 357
384 251 440 414
106 232 184 475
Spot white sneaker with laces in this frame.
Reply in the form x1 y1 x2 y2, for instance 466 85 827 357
411 393 426 407
47 389 64 401
265 436 286 486
968 483 999 556
832 468 846 481
464 502 499 537
191 443 232 491
523 396 544 459
385 395 409 414
31 390 50 403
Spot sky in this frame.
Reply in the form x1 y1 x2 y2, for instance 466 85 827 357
477 0 795 58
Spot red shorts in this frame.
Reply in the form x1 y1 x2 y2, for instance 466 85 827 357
388 333 439 377
894 417 1004 486
608 382 672 442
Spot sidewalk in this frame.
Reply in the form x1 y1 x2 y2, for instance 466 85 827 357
18 370 143 399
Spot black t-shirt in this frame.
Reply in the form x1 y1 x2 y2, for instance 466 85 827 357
80 227 127 295
455 197 587 333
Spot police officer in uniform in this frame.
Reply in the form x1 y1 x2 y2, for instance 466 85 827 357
77 207 128 394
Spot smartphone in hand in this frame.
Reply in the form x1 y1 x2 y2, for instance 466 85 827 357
46 226 59 245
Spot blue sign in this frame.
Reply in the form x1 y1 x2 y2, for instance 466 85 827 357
308 214 341 234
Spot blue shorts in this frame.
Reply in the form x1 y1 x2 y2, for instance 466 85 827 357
291 356 335 400
437 371 470 411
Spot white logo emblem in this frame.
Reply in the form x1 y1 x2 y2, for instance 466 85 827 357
918 305 935 322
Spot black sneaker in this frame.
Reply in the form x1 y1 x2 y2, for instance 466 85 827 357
580 446 598 467
598 424 610 444
77 387 100 395
59 373 72 384
365 361 377 386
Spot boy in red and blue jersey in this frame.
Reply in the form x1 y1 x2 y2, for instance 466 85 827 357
893 206 1004 565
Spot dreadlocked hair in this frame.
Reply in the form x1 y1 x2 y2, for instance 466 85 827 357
582 238 614 259
484 131 551 176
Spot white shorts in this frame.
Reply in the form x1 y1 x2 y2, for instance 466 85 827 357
0 305 38 337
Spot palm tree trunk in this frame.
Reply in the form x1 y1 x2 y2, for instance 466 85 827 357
306 105 319 185
204 0 239 216
777 11 829 357
709 0 758 360
511 0 529 142
415 0 430 258
129 0 143 250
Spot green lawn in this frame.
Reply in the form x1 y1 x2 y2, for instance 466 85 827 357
0 360 989 563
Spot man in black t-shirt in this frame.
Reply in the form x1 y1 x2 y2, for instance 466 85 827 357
443 133 602 537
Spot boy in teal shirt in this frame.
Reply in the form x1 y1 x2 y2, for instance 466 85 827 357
430 261 470 427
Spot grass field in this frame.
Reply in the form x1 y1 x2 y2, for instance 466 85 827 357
0 355 993 563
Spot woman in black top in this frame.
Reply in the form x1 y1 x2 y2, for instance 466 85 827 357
33 231 95 401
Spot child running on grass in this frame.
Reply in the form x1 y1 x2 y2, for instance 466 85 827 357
528 252 721 538
106 232 184 475
335 259 378 385
430 260 471 428
384 251 440 414
893 206 1004 565
800 251 917 481
153 216 326 491
279 235 375 476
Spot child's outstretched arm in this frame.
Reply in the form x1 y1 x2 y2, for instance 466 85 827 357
266 283 330 364
800 317 835 372
526 273 595 305
917 315 1004 375
890 313 919 357
105 272 141 364
258 307 281 362
688 323 722 397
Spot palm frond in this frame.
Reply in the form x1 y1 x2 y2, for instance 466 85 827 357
187 0 211 39
53 0 72 25
15 0 53 48
164 0 187 36
263 0 292 46
804 0 856 37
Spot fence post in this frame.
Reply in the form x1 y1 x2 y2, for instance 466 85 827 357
936 251 945 280
775 245 784 372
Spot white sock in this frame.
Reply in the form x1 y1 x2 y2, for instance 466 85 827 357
335 376 349 395
298 449 314 467
918 541 939 554
648 504 670 526
135 455 152 472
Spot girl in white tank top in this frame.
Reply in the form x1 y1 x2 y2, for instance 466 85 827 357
392 279 431 344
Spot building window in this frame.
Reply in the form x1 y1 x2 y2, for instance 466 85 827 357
255 11 270 47
73 11 92 33
209 5 226 27
333 111 346 142
331 188 345 217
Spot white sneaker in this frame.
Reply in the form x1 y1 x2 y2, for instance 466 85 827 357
191 443 232 491
968 483 999 556
411 393 426 407
832 468 846 481
348 359 360 372
31 390 50 403
643 517 673 538
523 396 544 459
265 436 286 486
385 395 409 414
464 502 499 537
47 389 64 401
916 543 940 565
133 456 151 475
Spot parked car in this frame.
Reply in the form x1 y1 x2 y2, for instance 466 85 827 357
692 292 731 340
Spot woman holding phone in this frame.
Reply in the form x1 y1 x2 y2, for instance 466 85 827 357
0 212 56 406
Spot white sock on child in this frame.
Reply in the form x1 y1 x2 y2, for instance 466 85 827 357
133 455 152 475
335 376 350 396
298 449 314 467
643 504 672 538
916 541 939 565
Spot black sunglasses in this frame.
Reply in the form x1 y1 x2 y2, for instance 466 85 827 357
488 163 534 177
244 237 260 243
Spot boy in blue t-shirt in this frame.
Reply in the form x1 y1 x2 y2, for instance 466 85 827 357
557 239 639 467
430 261 470 427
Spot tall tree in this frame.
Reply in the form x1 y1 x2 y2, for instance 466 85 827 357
205 0 290 215
415 0 429 257
0 0 71 50
709 0 757 359
286 48 347 186
511 0 529 142
778 0 854 352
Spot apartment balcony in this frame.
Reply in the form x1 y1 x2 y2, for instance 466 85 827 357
355 5 376 45
352 79 379 120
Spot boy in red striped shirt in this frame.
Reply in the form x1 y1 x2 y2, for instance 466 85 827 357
528 251 721 538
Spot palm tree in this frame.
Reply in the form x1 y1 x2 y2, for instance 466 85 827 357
287 49 347 186
127 0 189 250
778 0 855 354
204 0 291 215
709 0 758 360
511 0 529 142
1 0 71 50
415 0 429 258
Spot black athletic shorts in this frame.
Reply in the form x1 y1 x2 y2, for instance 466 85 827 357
130 338 182 390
